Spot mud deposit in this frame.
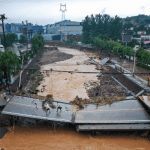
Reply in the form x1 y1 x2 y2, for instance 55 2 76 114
0 125 150 150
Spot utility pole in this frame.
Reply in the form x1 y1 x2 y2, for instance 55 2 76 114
0 14 7 51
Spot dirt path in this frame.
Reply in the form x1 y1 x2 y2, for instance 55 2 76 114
37 47 100 101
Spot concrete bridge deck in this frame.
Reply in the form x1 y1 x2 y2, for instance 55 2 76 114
1 96 150 130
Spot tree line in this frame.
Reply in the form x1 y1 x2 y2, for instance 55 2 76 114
82 14 122 44
0 33 27 47
94 37 150 70
0 34 44 86
94 37 135 59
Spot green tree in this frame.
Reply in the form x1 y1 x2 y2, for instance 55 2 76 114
19 35 27 43
109 15 122 41
31 34 45 56
6 33 18 47
137 24 147 31
82 16 91 44
123 22 134 30
127 39 140 48
0 50 20 82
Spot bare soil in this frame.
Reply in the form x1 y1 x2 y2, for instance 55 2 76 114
22 48 73 95
40 49 73 65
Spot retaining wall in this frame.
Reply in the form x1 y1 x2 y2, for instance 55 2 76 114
10 50 44 92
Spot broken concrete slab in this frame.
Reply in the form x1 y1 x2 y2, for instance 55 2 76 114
99 58 109 65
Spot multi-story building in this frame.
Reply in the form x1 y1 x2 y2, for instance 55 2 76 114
5 23 11 33
46 20 82 41
11 23 22 33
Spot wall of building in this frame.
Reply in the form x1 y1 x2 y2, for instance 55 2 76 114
46 20 82 36
11 23 22 33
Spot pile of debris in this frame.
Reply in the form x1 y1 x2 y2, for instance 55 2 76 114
71 95 125 107
42 94 56 110
71 96 86 109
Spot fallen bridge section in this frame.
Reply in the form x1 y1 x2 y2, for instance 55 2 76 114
1 96 150 131
2 96 73 123
75 100 150 124
77 124 150 131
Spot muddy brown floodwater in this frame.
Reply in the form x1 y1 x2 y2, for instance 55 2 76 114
0 125 150 150
1 46 150 149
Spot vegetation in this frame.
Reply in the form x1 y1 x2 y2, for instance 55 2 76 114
94 38 150 70
19 34 45 62
0 33 18 47
19 34 27 43
64 37 77 44
31 34 45 54
0 50 20 82
82 14 122 44
94 37 135 60
123 14 150 24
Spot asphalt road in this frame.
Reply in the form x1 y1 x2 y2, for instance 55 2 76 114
2 96 150 125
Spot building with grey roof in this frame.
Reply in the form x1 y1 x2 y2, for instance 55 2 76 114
46 20 82 41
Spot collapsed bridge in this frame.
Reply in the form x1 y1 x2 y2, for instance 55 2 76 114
1 96 150 132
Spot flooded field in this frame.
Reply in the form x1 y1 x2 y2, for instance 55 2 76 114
37 47 99 101
0 125 150 150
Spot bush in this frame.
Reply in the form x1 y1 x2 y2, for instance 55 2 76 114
136 63 150 70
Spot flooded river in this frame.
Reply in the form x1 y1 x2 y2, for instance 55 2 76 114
0 125 150 150
1 46 150 149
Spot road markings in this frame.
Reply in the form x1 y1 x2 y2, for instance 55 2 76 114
9 101 145 113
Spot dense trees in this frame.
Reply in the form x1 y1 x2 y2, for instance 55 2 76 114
31 34 44 55
127 39 140 48
0 50 20 82
19 35 27 43
94 37 135 60
82 14 122 44
6 33 18 47
123 22 134 30
19 34 45 61
0 33 18 47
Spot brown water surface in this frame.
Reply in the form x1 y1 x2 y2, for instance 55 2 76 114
0 125 150 150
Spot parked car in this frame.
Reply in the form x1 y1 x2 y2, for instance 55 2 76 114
0 45 5 52
16 43 20 45
43 85 46 87
41 88 44 92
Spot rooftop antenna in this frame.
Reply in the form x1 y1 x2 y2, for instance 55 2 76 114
60 3 67 21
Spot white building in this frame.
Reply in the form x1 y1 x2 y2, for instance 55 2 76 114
46 20 82 41
137 30 146 35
